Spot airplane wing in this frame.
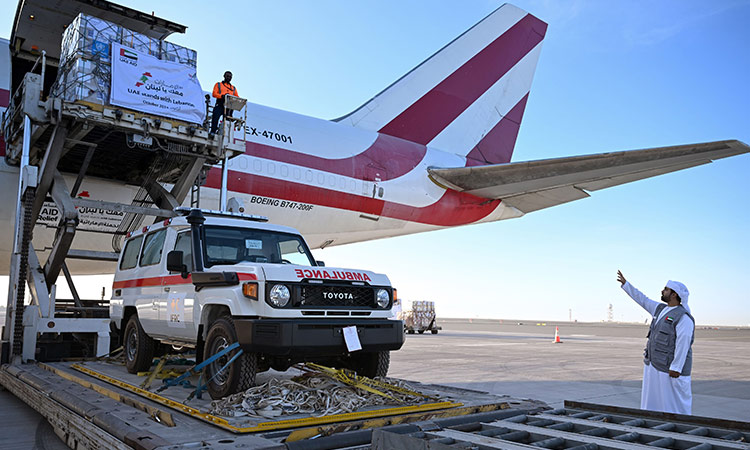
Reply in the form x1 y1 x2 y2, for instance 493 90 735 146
427 140 749 213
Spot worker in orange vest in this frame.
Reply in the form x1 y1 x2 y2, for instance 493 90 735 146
209 71 239 137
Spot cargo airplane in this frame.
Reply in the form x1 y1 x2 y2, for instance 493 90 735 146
0 3 748 274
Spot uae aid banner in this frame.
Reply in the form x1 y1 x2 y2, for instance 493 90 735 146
110 43 205 124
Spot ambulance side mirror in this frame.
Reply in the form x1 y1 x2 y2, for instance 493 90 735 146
167 251 188 278
316 260 325 267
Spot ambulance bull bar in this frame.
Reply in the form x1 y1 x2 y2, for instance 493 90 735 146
233 318 404 355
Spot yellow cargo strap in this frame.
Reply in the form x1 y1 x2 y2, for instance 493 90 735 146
140 356 168 389
71 362 462 434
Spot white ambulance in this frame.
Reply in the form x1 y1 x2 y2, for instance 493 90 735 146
110 208 403 399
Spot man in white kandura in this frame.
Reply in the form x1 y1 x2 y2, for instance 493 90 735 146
617 270 694 415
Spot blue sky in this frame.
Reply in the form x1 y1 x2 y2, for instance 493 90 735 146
1 1 748 325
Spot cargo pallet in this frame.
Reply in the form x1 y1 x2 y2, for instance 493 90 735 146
405 316 442 335
402 300 441 335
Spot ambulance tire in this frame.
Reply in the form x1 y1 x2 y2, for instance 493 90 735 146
418 330 425 334
431 329 439 334
204 316 257 399
124 315 155 374
352 351 390 378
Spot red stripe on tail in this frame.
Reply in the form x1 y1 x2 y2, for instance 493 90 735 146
378 14 546 145
465 94 529 167
242 133 426 182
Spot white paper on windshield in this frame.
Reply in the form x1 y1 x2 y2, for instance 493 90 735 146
245 239 262 250
342 326 362 352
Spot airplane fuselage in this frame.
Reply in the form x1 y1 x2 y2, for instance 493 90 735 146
202 102 521 246
0 99 522 274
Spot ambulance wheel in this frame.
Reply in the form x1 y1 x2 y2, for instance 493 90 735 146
431 329 439 334
352 351 390 378
124 314 155 374
418 330 425 334
204 316 257 399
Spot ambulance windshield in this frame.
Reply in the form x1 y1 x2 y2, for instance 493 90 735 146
202 226 315 267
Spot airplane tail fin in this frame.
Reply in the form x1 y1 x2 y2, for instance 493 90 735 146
335 4 547 166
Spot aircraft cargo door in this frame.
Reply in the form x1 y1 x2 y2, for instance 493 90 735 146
360 164 386 221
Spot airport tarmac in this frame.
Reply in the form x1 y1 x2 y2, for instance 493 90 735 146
389 318 750 422
1 318 748 448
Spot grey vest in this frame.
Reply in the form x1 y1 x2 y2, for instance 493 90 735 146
644 303 695 375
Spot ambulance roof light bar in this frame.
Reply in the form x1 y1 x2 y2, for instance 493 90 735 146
174 207 269 222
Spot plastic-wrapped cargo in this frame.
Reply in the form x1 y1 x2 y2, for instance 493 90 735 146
55 58 111 104
60 14 122 64
399 311 414 327
121 29 161 58
402 301 436 330
53 13 199 106
160 41 197 68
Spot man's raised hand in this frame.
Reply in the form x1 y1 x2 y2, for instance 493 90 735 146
617 270 627 286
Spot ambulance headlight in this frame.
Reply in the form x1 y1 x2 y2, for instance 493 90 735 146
376 289 390 308
269 284 290 307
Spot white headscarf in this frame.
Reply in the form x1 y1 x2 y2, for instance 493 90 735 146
666 280 690 314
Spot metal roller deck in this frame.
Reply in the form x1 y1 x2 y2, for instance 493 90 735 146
0 359 548 449
371 400 750 450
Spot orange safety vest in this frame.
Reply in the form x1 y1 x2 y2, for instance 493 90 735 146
213 81 238 99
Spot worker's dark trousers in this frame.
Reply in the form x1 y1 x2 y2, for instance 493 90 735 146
210 103 232 134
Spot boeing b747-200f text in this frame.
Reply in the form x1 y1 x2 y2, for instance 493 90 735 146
0 3 748 274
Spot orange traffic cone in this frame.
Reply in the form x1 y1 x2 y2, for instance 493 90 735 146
553 326 563 343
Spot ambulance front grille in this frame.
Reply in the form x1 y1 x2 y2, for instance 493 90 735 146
295 285 375 309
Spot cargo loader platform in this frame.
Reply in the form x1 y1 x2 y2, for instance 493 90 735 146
0 360 548 449
1 0 247 367
5 360 748 449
